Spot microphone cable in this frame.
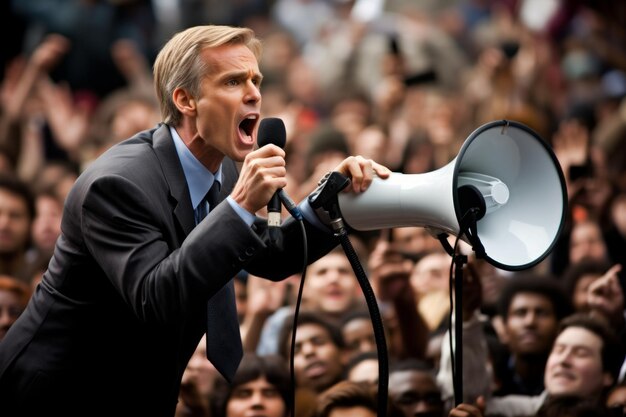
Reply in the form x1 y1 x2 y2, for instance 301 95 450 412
278 190 308 417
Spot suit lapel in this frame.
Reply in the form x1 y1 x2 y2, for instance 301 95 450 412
152 124 195 236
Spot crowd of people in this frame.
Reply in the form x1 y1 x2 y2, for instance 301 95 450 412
0 0 625 416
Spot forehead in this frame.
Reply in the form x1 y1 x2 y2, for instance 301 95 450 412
308 253 351 272
571 222 602 241
201 43 260 76
554 327 603 352
509 292 554 309
233 376 272 391
414 253 449 272
343 318 373 334
389 370 438 393
295 323 332 342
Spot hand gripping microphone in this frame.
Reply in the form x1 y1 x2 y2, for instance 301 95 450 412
257 118 287 247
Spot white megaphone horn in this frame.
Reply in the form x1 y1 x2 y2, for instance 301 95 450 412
335 119 567 271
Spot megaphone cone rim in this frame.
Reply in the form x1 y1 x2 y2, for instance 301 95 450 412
452 119 568 271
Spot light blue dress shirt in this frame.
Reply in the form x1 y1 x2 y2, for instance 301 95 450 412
169 126 255 226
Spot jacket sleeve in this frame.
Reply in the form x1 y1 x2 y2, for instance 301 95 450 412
81 174 266 324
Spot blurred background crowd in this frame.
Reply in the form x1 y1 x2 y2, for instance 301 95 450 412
0 0 625 416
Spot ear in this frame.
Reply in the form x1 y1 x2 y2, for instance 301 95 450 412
172 87 197 117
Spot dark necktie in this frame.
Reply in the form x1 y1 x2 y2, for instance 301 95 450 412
196 181 243 383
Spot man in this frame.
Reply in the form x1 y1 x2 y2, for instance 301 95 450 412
486 313 624 416
278 310 347 394
0 25 389 416
388 359 445 417
0 275 31 341
0 175 35 284
251 240 367 356
493 275 573 396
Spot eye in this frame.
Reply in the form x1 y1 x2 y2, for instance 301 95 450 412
226 79 239 87
232 388 252 398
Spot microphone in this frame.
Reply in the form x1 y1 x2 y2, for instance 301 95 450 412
257 118 288 245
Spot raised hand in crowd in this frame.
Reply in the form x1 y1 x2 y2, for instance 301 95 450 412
587 263 624 328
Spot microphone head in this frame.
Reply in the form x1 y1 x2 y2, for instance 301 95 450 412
257 117 286 149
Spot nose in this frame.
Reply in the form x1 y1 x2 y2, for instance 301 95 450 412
554 348 574 366
250 390 265 407
244 81 261 104
414 400 431 413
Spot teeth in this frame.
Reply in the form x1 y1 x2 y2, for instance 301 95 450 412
247 115 257 119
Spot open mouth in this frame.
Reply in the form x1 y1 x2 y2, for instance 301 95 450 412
239 115 258 141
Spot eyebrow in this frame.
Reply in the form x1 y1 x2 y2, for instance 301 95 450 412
219 70 263 83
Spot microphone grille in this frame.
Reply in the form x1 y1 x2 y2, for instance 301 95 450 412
257 118 286 149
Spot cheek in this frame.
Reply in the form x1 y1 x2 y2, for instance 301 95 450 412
264 398 286 417
226 400 247 417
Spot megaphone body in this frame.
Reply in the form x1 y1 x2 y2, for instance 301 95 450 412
337 120 567 271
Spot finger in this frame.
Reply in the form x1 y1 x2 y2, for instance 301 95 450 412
372 161 392 178
253 143 286 158
606 264 623 278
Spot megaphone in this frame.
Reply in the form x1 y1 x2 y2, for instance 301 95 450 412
336 119 567 271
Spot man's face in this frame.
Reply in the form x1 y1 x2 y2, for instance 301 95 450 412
342 317 376 357
569 222 607 264
505 293 559 356
545 326 611 398
410 252 450 296
292 323 344 393
0 288 24 340
304 253 359 316
193 44 262 165
32 195 62 253
388 370 444 417
0 189 31 255
226 376 286 417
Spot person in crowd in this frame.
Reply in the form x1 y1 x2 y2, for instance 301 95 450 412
278 310 348 395
451 313 625 416
27 186 63 264
340 309 377 360
388 358 445 417
210 353 291 417
252 239 368 356
367 230 429 360
492 274 573 396
314 380 378 417
0 24 390 416
345 350 379 388
409 249 453 332
0 275 31 341
176 334 220 417
0 175 35 283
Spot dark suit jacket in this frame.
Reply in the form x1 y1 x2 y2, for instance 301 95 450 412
0 124 336 416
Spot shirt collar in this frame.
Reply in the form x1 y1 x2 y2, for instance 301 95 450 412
170 126 222 210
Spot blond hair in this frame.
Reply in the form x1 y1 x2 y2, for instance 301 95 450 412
153 25 262 126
